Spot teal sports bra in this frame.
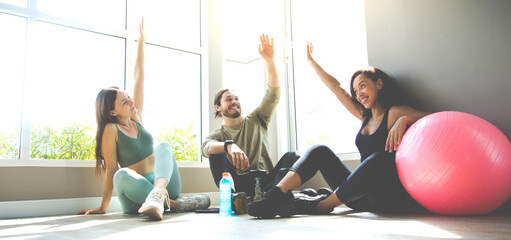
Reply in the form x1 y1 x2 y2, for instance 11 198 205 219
115 120 154 168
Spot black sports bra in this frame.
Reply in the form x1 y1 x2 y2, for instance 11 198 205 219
355 108 390 161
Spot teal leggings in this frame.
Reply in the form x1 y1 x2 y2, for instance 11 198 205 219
113 142 181 213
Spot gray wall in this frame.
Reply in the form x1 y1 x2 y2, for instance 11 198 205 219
364 0 511 139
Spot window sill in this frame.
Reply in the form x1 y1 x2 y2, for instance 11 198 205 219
0 159 209 168
337 152 361 162
0 153 356 168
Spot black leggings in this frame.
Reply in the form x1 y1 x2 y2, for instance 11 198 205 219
291 144 423 213
209 152 300 197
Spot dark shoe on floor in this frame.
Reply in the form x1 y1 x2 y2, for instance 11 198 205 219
232 192 250 215
299 188 318 197
293 193 331 215
247 186 294 218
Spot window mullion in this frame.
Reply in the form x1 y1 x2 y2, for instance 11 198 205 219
281 0 297 153
19 0 38 161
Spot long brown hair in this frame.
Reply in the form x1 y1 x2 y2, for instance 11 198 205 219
94 87 119 176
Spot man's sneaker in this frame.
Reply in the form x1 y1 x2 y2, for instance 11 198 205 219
247 186 294 218
232 192 250 215
138 187 170 220
293 193 331 215
175 194 211 212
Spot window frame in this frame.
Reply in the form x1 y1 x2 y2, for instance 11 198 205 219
0 0 210 168
277 0 364 161
0 0 364 168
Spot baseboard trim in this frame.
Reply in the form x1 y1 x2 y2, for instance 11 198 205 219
0 192 219 219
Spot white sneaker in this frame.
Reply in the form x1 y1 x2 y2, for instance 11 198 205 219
175 194 211 212
138 187 170 220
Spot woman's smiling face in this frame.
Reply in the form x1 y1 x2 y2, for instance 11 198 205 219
352 74 383 109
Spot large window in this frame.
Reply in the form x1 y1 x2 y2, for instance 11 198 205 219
37 0 126 29
143 44 202 162
0 13 25 159
220 0 285 114
1 0 367 165
28 22 125 160
290 0 368 153
0 0 26 7
0 0 204 163
218 0 368 155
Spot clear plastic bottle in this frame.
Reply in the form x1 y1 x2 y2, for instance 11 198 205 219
219 172 232 216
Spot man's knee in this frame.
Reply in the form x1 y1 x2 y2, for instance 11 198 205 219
209 154 228 162
208 154 230 187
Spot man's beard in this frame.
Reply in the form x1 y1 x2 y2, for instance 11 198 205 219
222 107 241 118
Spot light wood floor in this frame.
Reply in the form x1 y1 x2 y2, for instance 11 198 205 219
1 206 510 240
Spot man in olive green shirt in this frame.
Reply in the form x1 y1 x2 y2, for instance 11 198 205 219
201 34 299 199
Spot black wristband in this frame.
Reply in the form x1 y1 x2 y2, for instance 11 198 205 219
224 140 234 153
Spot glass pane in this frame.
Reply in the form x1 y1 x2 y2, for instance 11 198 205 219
37 0 125 30
143 44 201 162
28 22 125 160
221 0 283 63
221 0 284 115
0 0 27 7
292 0 368 153
129 0 200 49
222 60 264 116
0 13 25 159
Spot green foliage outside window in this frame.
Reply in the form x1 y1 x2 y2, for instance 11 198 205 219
306 133 332 147
30 122 96 160
156 124 199 162
0 132 19 159
0 122 199 161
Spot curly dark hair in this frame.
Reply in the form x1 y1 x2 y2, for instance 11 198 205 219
349 67 404 119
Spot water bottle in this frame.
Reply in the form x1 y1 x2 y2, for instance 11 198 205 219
219 172 232 216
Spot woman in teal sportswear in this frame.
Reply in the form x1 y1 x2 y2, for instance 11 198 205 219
77 19 209 220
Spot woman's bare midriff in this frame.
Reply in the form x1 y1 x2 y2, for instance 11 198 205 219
127 153 155 175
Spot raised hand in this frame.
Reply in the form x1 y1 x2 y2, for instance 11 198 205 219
258 34 274 62
306 41 315 63
139 17 146 43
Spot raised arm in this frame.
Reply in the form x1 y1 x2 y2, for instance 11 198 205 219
259 34 279 88
307 42 364 120
77 124 119 215
132 18 145 120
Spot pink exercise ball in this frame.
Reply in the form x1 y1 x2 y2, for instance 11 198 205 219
396 111 511 215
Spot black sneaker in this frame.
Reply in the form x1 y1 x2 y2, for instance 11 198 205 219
293 193 331 215
299 188 318 197
247 186 294 218
316 187 333 196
